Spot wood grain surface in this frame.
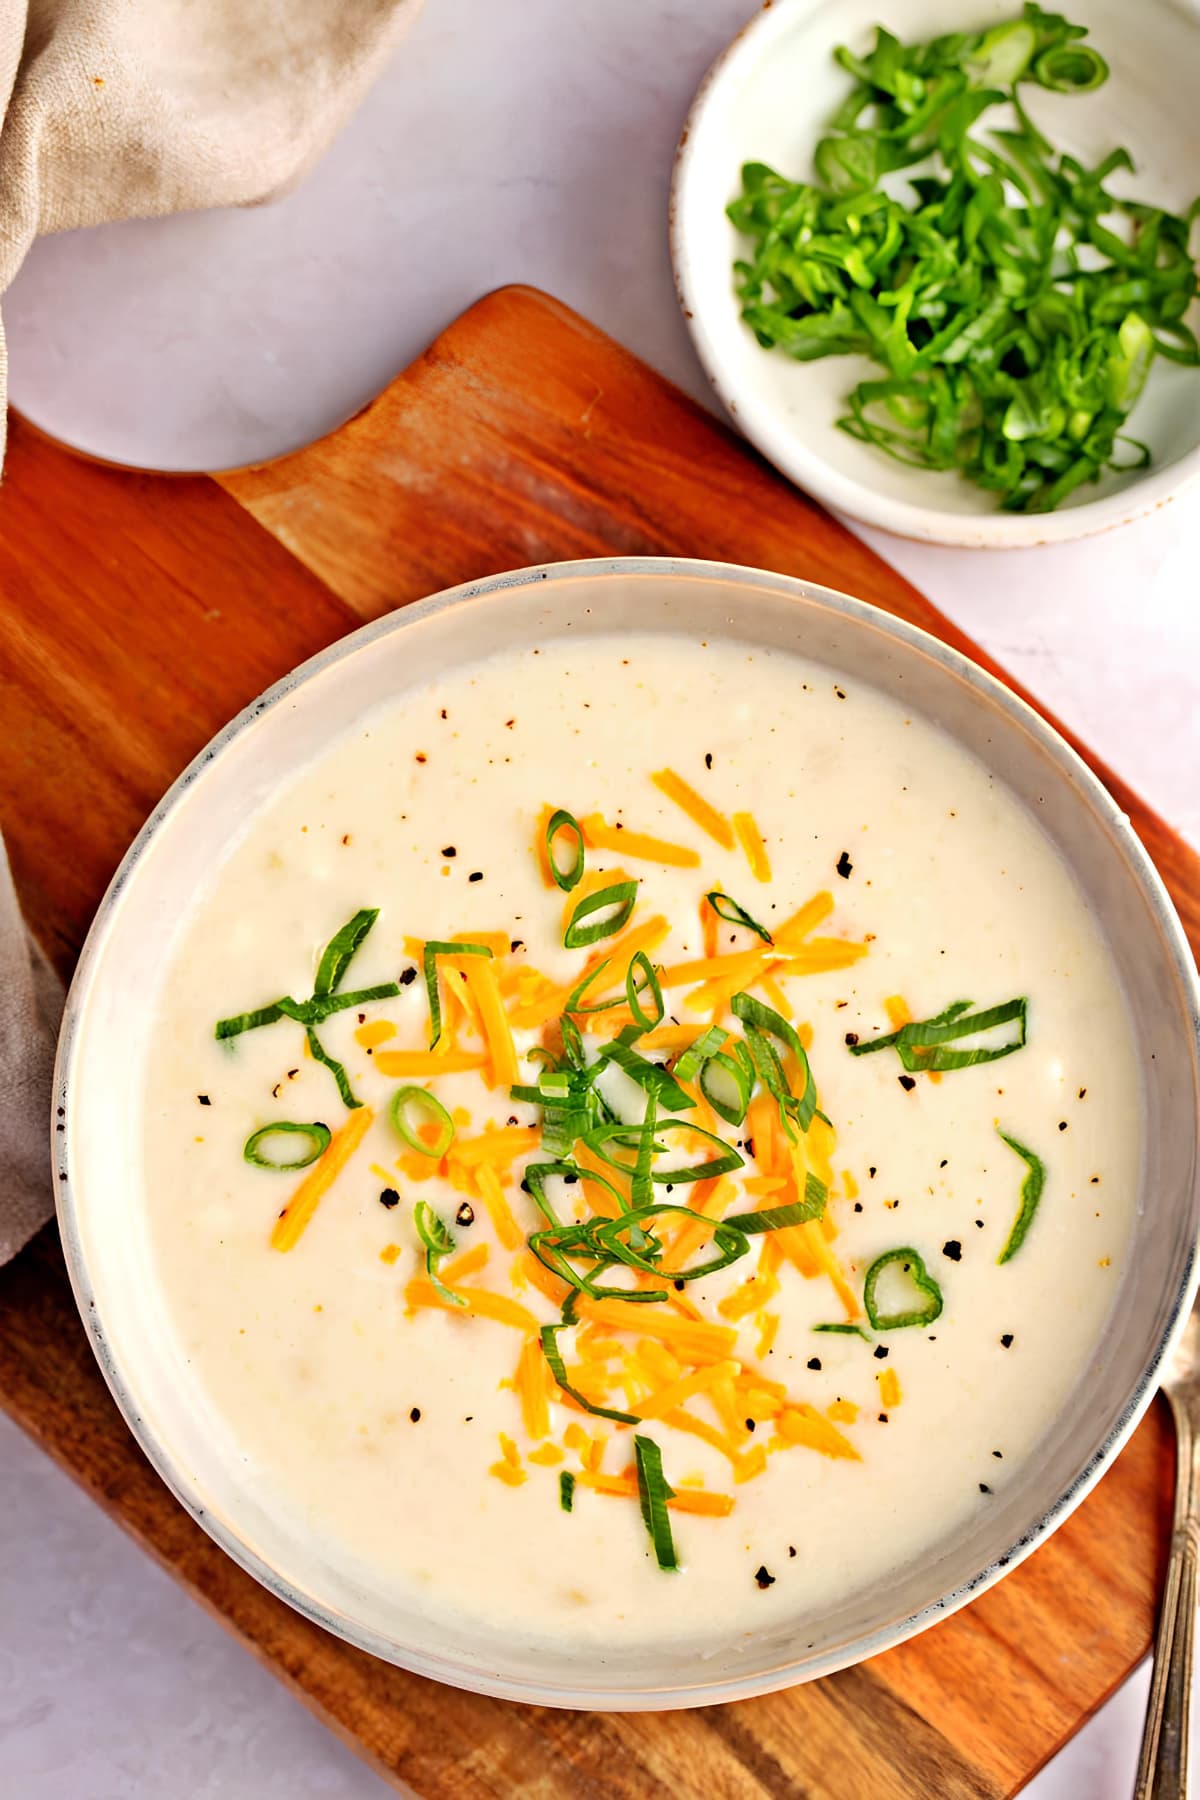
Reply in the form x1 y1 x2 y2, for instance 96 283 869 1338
0 285 1191 1799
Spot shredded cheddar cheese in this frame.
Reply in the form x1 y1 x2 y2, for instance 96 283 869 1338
732 811 771 883
270 1107 375 1253
650 768 735 850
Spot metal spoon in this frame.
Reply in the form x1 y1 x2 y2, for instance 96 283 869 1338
1136 1303 1200 1798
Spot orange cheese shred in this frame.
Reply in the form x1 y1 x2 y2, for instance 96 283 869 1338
733 1444 769 1484
664 1176 736 1271
878 1367 902 1410
576 1471 735 1517
461 956 519 1088
449 1126 540 1174
758 972 792 1019
270 1107 375 1252
774 890 835 946
404 1279 539 1334
577 1298 737 1364
514 1249 570 1307
354 1019 396 1049
474 1165 524 1252
650 768 735 850
634 1358 742 1422
718 1273 781 1321
515 1335 552 1439
732 811 772 883
373 1049 487 1078
441 1242 490 1284
776 1403 861 1461
579 813 701 868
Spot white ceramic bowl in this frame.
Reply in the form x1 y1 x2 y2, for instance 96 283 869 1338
671 0 1200 547
56 559 1200 1706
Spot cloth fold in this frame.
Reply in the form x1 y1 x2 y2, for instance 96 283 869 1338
0 839 64 1264
0 0 417 462
0 0 417 1256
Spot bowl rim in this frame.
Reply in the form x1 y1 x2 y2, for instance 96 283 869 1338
54 554 1200 1708
668 0 1200 550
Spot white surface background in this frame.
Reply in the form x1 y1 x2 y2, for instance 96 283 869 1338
2 0 1196 1794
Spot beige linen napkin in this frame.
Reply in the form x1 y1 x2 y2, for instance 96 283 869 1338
0 840 64 1263
0 0 419 464
0 0 418 1259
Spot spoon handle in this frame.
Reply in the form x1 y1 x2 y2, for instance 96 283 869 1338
1136 1396 1200 1800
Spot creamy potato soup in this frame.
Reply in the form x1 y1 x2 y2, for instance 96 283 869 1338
142 633 1139 1646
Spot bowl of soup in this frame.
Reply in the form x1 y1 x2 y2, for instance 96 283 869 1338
56 558 1200 1707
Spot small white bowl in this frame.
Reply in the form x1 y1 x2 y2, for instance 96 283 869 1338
671 0 1200 547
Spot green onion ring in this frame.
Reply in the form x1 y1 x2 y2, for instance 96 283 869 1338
563 880 638 950
706 890 773 945
242 1121 331 1170
389 1084 455 1158
545 808 586 892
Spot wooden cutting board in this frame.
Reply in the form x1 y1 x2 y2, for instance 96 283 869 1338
0 285 1191 1800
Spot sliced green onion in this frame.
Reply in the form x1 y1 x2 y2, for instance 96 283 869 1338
559 1014 586 1071
1034 43 1108 92
733 990 818 1131
302 983 404 1024
594 1206 750 1284
631 1090 659 1208
414 1200 466 1308
863 1247 944 1331
313 907 380 997
422 940 493 1049
559 1470 576 1513
996 1129 1046 1263
729 1172 828 1234
648 1120 745 1184
545 808 586 892
541 1323 641 1424
727 12 1196 514
626 952 664 1031
215 1002 286 1041
389 1085 455 1158
294 1015 361 1110
563 881 638 950
242 1121 331 1171
214 908 400 1109
706 890 773 945
634 1435 679 1572
674 1026 728 1085
699 1040 755 1126
849 997 1027 1071
564 958 623 1016
598 1041 695 1115
523 1159 626 1226
813 1322 872 1341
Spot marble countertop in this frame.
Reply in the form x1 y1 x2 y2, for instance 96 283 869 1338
2 1 1195 1793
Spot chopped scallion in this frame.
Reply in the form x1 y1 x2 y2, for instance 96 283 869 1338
242 1121 331 1171
545 808 586 892
634 1435 679 1572
563 880 639 950
863 1246 944 1331
996 1128 1046 1262
414 1200 465 1307
389 1085 455 1159
706 890 773 945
